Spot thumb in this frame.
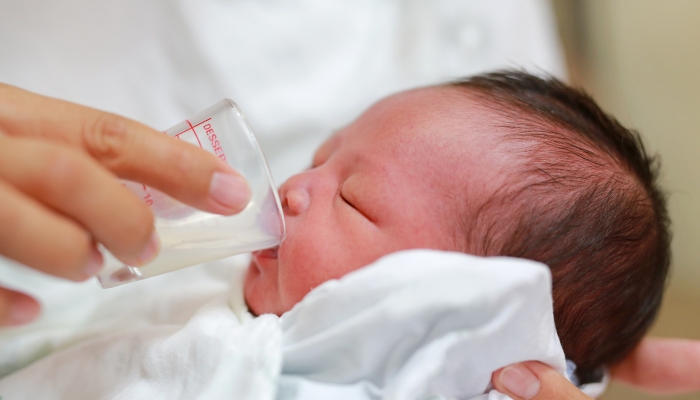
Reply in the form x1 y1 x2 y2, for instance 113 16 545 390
492 361 592 400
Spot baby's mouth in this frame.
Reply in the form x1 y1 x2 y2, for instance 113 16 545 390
253 246 279 260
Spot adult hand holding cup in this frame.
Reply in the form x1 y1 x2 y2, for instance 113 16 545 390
0 83 251 326
98 99 285 287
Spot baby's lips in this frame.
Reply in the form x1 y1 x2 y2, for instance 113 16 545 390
253 246 279 260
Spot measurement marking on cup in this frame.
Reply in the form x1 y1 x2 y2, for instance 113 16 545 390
173 118 211 152
172 117 226 162
174 118 212 139
203 122 226 162
185 119 203 148
141 184 153 205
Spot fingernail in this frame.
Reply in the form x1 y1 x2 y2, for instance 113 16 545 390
500 363 541 399
134 232 160 266
83 246 104 277
9 296 40 325
209 172 251 211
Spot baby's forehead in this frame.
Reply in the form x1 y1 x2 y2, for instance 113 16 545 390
332 87 507 149
321 86 519 227
316 87 519 184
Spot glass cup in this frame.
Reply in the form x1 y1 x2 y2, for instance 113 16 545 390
97 99 285 288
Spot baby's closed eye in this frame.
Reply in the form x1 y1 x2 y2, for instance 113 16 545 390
339 184 376 223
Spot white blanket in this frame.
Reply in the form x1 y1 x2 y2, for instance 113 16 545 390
0 250 602 399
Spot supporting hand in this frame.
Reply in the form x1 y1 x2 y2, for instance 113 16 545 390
491 361 592 400
492 337 700 399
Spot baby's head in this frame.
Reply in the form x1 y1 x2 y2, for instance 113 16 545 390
245 71 670 383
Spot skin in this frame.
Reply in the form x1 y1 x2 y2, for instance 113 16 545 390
0 83 250 326
3 84 698 398
611 338 700 394
493 338 700 399
1 83 697 398
244 87 512 316
492 361 592 399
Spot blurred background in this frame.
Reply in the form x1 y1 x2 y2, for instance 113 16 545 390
552 1 700 399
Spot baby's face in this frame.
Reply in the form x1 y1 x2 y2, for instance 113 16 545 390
244 87 510 315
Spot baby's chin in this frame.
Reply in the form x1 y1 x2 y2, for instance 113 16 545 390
243 257 288 316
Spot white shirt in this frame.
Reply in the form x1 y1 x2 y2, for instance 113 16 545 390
0 0 564 183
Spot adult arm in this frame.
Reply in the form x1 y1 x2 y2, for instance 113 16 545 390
0 83 251 326
492 337 700 399
611 337 700 394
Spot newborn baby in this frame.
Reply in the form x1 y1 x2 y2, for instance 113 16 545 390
0 71 668 398
245 71 670 384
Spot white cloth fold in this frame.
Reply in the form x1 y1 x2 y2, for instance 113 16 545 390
279 250 567 400
0 250 604 399
0 299 282 400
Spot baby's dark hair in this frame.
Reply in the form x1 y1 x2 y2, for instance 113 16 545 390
449 71 671 383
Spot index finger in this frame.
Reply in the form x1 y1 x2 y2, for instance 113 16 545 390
0 83 251 215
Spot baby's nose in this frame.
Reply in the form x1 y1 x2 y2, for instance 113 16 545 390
279 173 311 215
284 188 310 215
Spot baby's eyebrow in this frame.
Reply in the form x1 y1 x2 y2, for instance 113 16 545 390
312 131 344 166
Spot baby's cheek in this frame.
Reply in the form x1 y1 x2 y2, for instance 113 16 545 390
276 220 378 312
279 252 328 311
277 244 352 311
